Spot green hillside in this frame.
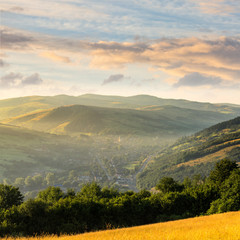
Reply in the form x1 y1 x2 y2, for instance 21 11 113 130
0 94 239 120
138 116 240 189
1 104 234 138
0 123 92 182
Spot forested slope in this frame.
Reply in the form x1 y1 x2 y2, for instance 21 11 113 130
138 117 240 189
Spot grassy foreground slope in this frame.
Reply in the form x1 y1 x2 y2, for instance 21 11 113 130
0 94 240 120
2 104 235 138
138 116 240 188
7 211 240 240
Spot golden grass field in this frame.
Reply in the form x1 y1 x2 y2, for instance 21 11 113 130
6 211 240 240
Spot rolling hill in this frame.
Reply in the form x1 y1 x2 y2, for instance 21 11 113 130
138 116 240 189
1 104 235 138
0 94 240 120
0 123 92 182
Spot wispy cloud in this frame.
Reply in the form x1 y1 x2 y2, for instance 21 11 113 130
0 0 108 21
0 59 9 67
102 74 125 86
0 72 43 88
194 0 240 15
173 72 222 88
2 0 239 42
39 52 71 64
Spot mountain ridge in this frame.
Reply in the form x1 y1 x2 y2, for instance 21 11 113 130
2 104 236 138
0 94 239 120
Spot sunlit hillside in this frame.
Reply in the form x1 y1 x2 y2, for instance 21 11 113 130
7 211 240 240
0 94 240 120
138 116 240 189
2 104 234 137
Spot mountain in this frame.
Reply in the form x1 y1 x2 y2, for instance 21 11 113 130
0 94 240 120
1 104 235 138
137 116 240 189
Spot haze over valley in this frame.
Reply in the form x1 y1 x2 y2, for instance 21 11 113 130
0 94 239 196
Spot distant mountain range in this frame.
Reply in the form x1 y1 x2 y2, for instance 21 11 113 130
1 94 240 138
0 94 240 120
138 116 240 189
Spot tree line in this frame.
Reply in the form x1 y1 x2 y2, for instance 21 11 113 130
0 159 239 237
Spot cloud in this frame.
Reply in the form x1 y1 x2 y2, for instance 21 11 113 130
0 72 23 88
39 52 71 64
90 37 240 84
21 73 43 85
194 0 240 15
0 59 9 67
173 72 222 88
0 27 34 50
102 74 125 85
0 0 108 21
2 27 240 86
9 6 24 12
0 72 43 88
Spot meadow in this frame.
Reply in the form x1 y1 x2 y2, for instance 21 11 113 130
6 211 240 240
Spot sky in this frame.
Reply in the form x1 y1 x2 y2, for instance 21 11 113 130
1 0 240 104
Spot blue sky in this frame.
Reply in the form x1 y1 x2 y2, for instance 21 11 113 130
1 0 240 103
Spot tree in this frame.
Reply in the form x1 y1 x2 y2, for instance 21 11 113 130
0 184 23 209
79 182 101 199
37 186 63 203
156 177 183 193
14 178 25 188
45 172 55 186
18 199 49 235
208 169 240 214
209 159 238 185
25 176 34 187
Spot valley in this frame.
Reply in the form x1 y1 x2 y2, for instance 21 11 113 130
0 94 240 196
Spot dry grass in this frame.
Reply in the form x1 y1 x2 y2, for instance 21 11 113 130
6 211 240 240
175 144 240 168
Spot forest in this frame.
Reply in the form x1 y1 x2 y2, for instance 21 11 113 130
0 159 239 237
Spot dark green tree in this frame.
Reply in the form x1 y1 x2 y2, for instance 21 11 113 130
78 182 101 199
209 159 238 185
0 184 23 209
156 177 183 193
37 186 63 203
208 169 240 214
